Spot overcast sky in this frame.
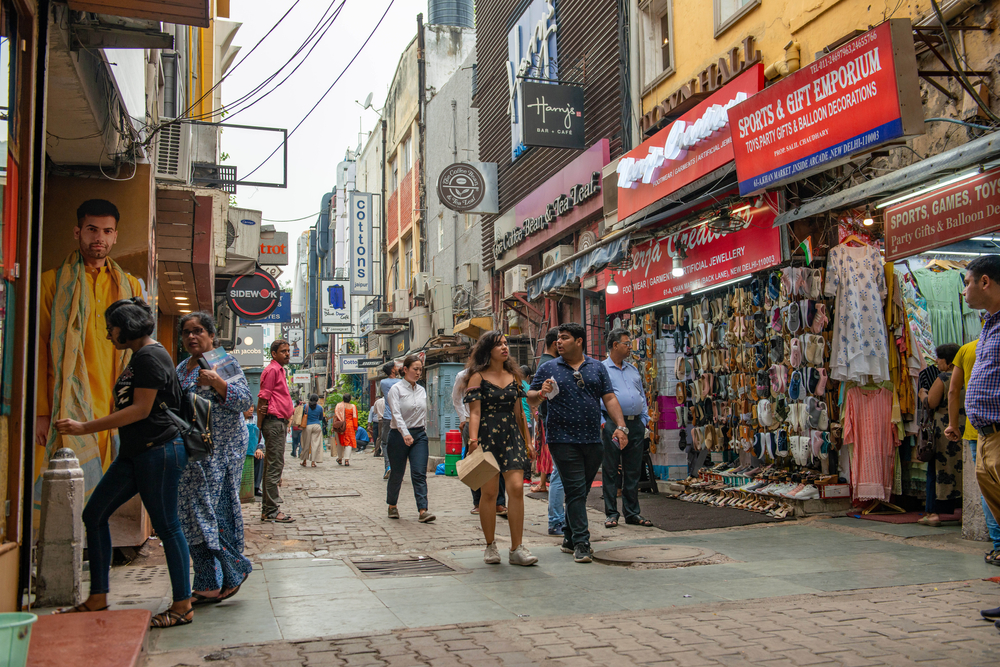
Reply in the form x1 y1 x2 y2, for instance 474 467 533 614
222 0 427 274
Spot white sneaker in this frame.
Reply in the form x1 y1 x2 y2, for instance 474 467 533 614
509 544 538 566
484 542 501 564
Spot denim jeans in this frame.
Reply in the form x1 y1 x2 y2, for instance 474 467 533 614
548 442 602 547
548 465 565 531
290 428 302 458
969 439 1000 549
386 427 429 510
379 420 391 472
83 436 190 601
601 419 645 520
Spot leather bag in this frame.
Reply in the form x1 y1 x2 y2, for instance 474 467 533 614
161 391 214 462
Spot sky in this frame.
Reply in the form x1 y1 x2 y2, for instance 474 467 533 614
222 0 427 274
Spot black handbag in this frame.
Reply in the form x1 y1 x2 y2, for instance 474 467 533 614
915 399 936 464
161 391 214 462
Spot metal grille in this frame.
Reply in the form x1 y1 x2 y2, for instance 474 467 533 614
346 554 461 578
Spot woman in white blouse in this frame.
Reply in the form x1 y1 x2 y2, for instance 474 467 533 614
385 355 436 522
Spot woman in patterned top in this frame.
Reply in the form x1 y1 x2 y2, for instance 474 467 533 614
465 331 539 566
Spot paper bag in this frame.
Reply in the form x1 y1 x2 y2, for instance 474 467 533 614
456 447 500 490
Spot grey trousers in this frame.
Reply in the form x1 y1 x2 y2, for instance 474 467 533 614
261 417 288 518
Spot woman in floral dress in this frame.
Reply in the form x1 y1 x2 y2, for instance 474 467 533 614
176 312 254 603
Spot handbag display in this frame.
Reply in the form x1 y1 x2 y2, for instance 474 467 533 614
161 390 214 462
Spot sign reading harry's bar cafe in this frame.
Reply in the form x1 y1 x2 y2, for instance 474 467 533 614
521 81 585 150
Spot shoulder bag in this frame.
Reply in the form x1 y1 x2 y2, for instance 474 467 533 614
915 399 936 464
161 390 214 462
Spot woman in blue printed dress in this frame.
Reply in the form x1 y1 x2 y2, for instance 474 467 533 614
176 312 254 603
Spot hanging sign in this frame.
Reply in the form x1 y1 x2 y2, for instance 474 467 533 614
885 166 1000 261
617 65 766 222
258 231 288 265
605 199 782 312
521 82 585 150
437 162 500 214
339 355 371 374
288 328 305 364
349 192 374 296
230 326 266 367
226 268 281 320
293 372 311 384
240 292 290 324
507 0 559 160
321 278 352 334
728 19 924 196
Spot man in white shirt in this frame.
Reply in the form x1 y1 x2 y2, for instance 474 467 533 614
370 395 385 455
452 368 507 515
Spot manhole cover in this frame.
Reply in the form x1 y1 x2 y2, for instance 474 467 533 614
592 545 716 567
345 554 465 578
307 490 361 498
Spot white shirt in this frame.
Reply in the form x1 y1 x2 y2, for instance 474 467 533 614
370 398 385 424
387 380 427 437
452 369 470 422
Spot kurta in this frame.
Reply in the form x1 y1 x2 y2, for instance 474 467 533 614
336 403 358 449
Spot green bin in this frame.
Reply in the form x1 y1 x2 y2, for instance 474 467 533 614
239 456 256 503
0 613 36 667
445 454 462 476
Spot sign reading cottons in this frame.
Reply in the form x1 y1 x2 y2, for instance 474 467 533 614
884 165 1000 261
617 65 766 222
604 198 782 312
349 192 374 296
507 0 559 160
727 19 924 196
226 269 281 320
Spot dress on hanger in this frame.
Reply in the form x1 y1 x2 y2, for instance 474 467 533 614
843 386 898 501
824 243 891 383
912 268 982 346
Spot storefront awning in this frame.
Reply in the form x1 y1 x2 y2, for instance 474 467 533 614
773 130 1000 228
453 317 493 339
527 233 631 300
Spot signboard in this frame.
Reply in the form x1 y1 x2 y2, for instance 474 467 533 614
293 372 310 384
230 326 266 368
617 66 765 222
885 166 1000 261
605 199 783 312
360 308 374 336
349 192 374 296
226 268 282 320
728 19 924 196
494 139 609 266
258 231 288 265
339 355 371 375
521 82 584 150
437 162 499 214
321 279 352 333
507 0 559 160
288 328 305 364
240 292 290 324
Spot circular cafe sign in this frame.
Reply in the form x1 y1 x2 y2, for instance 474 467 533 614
226 268 281 320
437 163 486 212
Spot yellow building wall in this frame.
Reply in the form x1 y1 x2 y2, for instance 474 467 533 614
643 0 936 117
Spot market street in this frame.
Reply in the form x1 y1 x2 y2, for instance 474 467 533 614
79 449 1000 666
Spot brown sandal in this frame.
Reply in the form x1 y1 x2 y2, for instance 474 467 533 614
54 602 109 614
150 608 193 628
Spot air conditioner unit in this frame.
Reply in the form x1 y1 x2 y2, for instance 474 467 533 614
393 289 409 318
504 265 532 298
542 245 575 269
375 311 395 325
430 283 454 336
367 332 390 353
409 306 433 349
463 262 480 283
412 272 442 298
154 119 191 182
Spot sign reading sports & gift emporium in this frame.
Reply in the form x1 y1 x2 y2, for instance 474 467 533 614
727 19 924 196
349 192 374 296
604 198 782 313
616 65 766 222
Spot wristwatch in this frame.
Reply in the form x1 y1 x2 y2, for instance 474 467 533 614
616 425 629 434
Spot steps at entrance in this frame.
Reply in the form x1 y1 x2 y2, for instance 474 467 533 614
27 609 150 667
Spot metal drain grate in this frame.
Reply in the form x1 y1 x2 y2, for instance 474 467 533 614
345 554 464 578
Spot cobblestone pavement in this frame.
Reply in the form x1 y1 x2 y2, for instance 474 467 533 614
147 579 1000 666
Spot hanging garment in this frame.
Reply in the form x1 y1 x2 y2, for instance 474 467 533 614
824 244 891 383
912 268 982 346
844 386 898 502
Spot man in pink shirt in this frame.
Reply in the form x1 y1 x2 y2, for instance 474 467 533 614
257 339 295 523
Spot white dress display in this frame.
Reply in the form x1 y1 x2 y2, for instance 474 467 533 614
824 243 891 383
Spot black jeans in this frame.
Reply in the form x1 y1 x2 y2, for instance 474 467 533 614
386 427 429 510
548 442 603 547
462 422 506 507
601 418 645 520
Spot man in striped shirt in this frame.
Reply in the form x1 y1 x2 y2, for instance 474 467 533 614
961 255 1000 625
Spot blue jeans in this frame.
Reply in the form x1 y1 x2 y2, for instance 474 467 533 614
548 465 565 531
290 428 302 457
386 427 429 510
969 439 1000 549
84 436 190 601
548 442 602 547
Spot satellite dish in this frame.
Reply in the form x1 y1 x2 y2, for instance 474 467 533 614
363 92 374 109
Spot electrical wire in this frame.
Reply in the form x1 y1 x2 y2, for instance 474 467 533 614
926 116 998 131
929 0 1000 124
238 0 397 184
263 212 321 222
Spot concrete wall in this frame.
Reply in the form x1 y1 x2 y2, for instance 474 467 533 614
424 25 476 99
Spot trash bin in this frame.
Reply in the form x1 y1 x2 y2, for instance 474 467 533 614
0 613 37 667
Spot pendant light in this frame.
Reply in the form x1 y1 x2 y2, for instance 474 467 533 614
606 271 620 294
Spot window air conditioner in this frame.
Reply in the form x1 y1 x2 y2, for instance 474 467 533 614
504 265 532 298
155 119 191 182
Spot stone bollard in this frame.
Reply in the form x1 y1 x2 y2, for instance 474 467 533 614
36 448 85 607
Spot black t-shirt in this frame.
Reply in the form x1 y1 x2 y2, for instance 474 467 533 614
114 343 182 457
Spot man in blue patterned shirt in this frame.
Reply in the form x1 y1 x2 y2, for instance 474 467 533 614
529 323 629 564
962 255 1000 625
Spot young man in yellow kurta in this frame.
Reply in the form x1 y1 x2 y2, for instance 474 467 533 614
35 199 143 506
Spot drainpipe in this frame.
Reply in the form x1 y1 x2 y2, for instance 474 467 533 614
417 13 427 272
381 118 387 307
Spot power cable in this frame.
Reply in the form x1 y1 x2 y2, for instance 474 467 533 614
929 0 1000 124
263 212 321 222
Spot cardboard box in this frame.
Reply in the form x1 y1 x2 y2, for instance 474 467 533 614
819 484 850 499
456 447 500 490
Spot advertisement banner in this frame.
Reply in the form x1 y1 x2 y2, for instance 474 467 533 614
349 192 374 296
240 292 290 325
728 19 923 196
437 162 500 214
617 66 766 222
521 82 584 149
507 0 559 160
226 269 281 320
288 328 305 364
230 326 266 368
321 279 352 333
605 201 782 312
258 231 288 265
339 355 370 375
885 166 1000 261
293 372 310 384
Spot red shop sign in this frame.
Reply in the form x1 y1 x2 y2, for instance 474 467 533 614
605 200 782 313
884 165 1000 261
617 65 765 222
728 19 923 196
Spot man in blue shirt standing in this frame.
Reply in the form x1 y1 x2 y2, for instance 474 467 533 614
529 323 630 563
601 327 653 528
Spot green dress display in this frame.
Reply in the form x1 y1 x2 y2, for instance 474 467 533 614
911 268 981 347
